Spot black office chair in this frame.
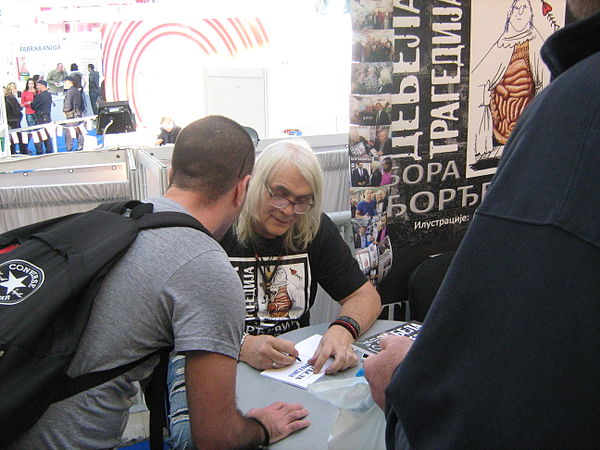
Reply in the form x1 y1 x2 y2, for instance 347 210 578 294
407 251 455 322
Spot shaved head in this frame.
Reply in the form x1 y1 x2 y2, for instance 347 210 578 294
171 115 254 202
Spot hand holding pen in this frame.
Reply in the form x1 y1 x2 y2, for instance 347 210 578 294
238 333 302 370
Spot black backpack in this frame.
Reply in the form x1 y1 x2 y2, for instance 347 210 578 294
0 200 210 447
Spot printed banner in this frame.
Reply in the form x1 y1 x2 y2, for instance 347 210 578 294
349 0 565 301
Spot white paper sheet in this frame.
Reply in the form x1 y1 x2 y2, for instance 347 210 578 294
259 334 333 389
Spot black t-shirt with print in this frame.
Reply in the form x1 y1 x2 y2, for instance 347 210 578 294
219 213 367 336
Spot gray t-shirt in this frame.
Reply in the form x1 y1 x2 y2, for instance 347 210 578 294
11 197 244 449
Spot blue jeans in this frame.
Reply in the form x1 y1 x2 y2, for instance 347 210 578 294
165 354 195 450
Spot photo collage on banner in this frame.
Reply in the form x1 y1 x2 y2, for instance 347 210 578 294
349 0 395 286
349 0 565 300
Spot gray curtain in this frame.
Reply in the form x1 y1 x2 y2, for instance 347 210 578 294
0 182 131 233
311 148 352 324
316 148 350 213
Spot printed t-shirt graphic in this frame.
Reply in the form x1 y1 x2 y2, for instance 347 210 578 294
229 254 310 335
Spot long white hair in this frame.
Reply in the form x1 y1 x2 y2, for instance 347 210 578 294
235 139 323 251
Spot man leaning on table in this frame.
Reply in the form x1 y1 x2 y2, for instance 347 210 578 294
166 138 382 448
365 2 600 449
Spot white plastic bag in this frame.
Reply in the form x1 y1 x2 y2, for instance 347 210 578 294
309 376 386 450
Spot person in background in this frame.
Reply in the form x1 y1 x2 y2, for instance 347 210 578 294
364 2 600 448
373 128 392 156
4 82 27 155
364 65 380 93
369 160 383 187
355 225 369 249
378 67 394 94
87 64 100 116
349 129 370 156
366 234 375 247
356 188 377 218
154 117 182 145
359 103 376 126
69 63 83 87
166 138 381 448
20 79 37 127
31 80 54 154
69 63 86 114
350 194 359 218
374 102 390 126
20 78 42 155
351 161 370 187
46 63 66 95
9 115 310 450
63 76 84 151
374 189 387 217
375 214 388 244
380 157 393 185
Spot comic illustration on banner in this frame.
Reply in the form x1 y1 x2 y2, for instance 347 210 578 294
349 0 566 301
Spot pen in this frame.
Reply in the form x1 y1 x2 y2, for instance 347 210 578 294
282 352 302 362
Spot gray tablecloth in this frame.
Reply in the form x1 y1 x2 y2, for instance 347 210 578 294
235 320 399 449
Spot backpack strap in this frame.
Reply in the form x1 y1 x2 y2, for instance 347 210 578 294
59 350 167 402
146 349 171 450
0 201 142 247
135 211 213 237
94 200 144 214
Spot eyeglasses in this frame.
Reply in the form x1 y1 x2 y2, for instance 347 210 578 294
265 184 314 215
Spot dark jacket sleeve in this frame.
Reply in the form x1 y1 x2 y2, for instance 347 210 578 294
63 89 72 113
5 96 22 125
31 93 41 111
384 34 600 448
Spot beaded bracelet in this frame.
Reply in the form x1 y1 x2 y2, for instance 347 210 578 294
337 315 361 337
329 320 358 339
247 416 270 448
329 318 360 339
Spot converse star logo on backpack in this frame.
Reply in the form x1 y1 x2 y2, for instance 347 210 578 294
0 260 45 306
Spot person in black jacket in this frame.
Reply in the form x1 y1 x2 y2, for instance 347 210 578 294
4 82 27 155
69 63 86 114
365 4 600 449
373 102 390 126
369 160 382 187
87 64 100 115
63 76 84 151
351 162 370 187
31 80 54 154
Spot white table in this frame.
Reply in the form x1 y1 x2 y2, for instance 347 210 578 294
235 320 399 449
